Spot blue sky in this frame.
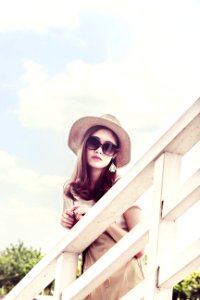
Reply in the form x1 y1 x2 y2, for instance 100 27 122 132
0 0 199 253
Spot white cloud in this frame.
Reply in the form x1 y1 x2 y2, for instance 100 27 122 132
0 199 61 251
13 1 200 133
16 54 199 135
15 59 152 132
0 150 65 193
3 0 199 253
8 0 200 173
0 0 164 32
0 0 200 48
0 0 80 32
0 150 17 169
0 150 65 250
21 2 198 131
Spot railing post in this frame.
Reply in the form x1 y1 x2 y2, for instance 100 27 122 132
145 152 181 300
54 252 78 300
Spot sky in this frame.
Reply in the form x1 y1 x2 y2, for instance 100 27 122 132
0 0 199 254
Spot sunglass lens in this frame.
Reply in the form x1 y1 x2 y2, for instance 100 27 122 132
103 142 116 156
87 137 100 150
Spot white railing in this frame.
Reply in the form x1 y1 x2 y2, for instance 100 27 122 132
4 98 200 300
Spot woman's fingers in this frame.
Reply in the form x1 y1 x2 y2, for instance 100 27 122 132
61 205 90 227
74 204 90 216
61 211 76 228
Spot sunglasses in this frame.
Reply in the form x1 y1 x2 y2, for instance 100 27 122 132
86 136 119 156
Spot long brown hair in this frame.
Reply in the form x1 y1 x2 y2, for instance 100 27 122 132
64 125 120 201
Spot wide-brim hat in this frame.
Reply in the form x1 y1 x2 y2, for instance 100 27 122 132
68 114 131 167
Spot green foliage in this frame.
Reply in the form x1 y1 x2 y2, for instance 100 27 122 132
173 271 200 299
0 241 199 298
173 281 187 299
77 255 83 278
142 254 148 265
182 271 200 299
0 241 43 294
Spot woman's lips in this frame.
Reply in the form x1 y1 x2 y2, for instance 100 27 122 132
91 156 102 161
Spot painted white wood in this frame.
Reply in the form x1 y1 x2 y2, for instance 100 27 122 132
144 154 166 299
2 160 152 300
62 218 150 300
3 98 200 300
160 153 181 217
54 252 78 300
166 114 200 155
56 97 199 253
159 239 200 288
145 152 181 300
63 161 153 253
4 261 56 300
163 169 200 220
3 161 152 300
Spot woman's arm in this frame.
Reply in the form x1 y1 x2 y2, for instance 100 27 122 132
106 223 127 241
106 205 144 258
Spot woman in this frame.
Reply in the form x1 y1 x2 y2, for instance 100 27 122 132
61 114 144 299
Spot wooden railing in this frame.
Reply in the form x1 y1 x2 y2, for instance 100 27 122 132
4 98 200 300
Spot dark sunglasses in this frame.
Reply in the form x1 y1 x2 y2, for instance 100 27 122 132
86 136 119 156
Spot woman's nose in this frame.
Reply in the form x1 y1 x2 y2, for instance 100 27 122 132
95 146 103 154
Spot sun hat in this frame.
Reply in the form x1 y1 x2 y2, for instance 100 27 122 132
68 114 131 167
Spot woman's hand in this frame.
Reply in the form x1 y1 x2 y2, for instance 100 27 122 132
60 206 78 229
73 204 91 221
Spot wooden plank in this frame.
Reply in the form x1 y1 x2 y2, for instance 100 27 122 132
131 98 199 167
166 114 200 155
161 153 181 218
145 153 180 300
4 261 56 300
159 239 200 288
3 159 153 300
62 218 150 300
163 169 200 220
54 253 78 300
144 154 165 299
3 162 153 300
4 98 200 300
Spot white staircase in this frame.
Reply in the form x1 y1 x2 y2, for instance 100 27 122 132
4 98 200 300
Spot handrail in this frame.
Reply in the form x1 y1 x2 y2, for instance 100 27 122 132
62 218 150 300
4 97 200 300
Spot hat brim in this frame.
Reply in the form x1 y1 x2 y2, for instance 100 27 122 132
68 116 131 167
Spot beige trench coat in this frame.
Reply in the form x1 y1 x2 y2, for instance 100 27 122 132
63 187 144 299
83 231 144 300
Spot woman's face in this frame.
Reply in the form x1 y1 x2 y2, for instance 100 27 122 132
86 128 118 170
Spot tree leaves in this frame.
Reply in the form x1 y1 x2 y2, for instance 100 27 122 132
173 271 200 299
0 241 43 294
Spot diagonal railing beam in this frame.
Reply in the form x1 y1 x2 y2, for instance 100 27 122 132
163 169 200 220
159 239 200 288
4 260 56 300
3 161 153 300
62 217 150 300
4 98 200 300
